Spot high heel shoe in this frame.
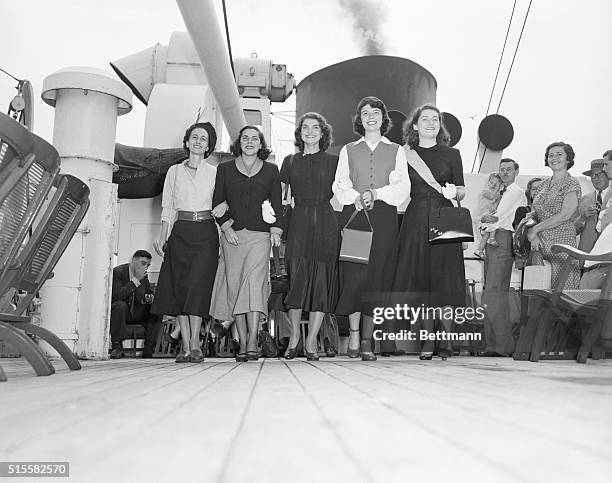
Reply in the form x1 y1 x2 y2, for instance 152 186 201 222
285 334 302 360
360 340 377 362
305 350 319 361
246 351 259 361
347 328 360 358
438 348 452 361
419 352 433 360
235 352 247 362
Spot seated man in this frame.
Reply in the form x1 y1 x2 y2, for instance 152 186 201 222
110 250 162 359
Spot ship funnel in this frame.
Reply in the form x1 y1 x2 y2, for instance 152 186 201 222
110 44 168 105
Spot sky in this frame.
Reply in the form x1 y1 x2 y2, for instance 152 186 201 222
1 0 611 176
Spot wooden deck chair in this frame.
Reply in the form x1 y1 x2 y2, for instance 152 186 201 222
0 174 90 380
0 112 35 205
514 244 612 363
0 130 60 285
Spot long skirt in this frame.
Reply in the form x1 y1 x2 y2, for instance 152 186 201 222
335 201 399 317
210 229 271 321
152 219 219 318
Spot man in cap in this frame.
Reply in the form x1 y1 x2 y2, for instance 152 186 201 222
579 150 612 289
573 158 609 254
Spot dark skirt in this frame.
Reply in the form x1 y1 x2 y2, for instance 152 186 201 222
284 203 339 312
393 194 466 308
335 201 399 317
152 219 219 318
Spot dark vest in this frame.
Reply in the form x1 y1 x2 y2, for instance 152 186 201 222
346 141 398 192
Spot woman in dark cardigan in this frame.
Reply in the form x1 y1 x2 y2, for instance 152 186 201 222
210 125 283 362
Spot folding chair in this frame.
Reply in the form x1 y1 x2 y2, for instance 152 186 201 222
0 174 90 379
514 244 612 363
0 112 35 205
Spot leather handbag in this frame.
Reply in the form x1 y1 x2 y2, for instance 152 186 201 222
428 198 474 244
404 146 474 244
270 245 289 293
258 328 279 358
339 199 373 264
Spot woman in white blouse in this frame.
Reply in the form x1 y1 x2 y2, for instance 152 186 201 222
152 122 224 363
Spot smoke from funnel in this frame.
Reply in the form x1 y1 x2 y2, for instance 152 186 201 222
339 0 388 55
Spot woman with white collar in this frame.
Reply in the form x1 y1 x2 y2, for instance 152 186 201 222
332 96 411 361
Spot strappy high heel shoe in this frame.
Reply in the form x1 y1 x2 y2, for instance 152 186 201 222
347 328 360 358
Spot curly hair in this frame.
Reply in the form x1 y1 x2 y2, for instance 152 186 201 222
182 122 217 158
294 112 333 152
352 96 391 136
230 125 271 160
403 104 451 149
544 141 575 169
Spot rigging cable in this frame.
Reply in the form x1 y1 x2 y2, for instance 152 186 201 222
476 0 534 172
470 0 517 173
221 0 235 76
495 0 534 113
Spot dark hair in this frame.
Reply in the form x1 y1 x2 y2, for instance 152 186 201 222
603 149 612 159
403 104 451 149
294 112 333 152
500 158 520 170
182 122 217 158
352 96 391 136
133 250 152 260
230 125 271 160
525 177 544 205
544 141 575 169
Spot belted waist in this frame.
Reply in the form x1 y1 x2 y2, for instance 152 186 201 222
583 263 610 273
294 199 331 207
177 210 213 222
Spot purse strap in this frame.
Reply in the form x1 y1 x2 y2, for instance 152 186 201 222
343 193 373 232
404 146 462 207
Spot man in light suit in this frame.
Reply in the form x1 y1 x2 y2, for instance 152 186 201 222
579 150 612 289
573 159 609 254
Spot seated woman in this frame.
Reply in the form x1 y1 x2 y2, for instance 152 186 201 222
210 125 283 362
528 142 581 289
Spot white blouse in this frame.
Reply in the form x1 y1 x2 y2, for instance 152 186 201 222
160 160 217 226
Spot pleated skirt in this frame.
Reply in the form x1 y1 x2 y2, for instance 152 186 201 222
210 229 271 321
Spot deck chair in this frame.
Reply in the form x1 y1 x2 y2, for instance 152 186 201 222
0 112 35 205
0 174 90 380
514 243 612 363
0 130 61 285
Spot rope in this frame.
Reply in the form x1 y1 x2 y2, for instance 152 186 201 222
470 0 517 173
221 0 235 76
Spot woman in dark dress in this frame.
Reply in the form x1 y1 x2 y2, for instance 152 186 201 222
280 113 339 361
394 104 466 360
333 96 411 361
152 122 220 363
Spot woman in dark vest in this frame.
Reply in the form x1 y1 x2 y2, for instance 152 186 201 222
332 96 411 361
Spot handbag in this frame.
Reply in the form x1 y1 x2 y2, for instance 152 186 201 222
258 327 279 358
270 245 289 293
523 259 552 290
339 196 373 264
404 147 474 244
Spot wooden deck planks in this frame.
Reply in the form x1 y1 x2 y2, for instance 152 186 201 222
1 356 611 483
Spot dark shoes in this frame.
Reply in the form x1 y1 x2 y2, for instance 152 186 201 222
164 333 180 346
246 351 259 361
323 338 336 358
175 351 190 363
110 345 123 359
305 349 320 361
360 340 377 362
235 352 247 362
190 348 204 363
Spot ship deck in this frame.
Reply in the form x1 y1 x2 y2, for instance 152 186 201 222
1 356 611 483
